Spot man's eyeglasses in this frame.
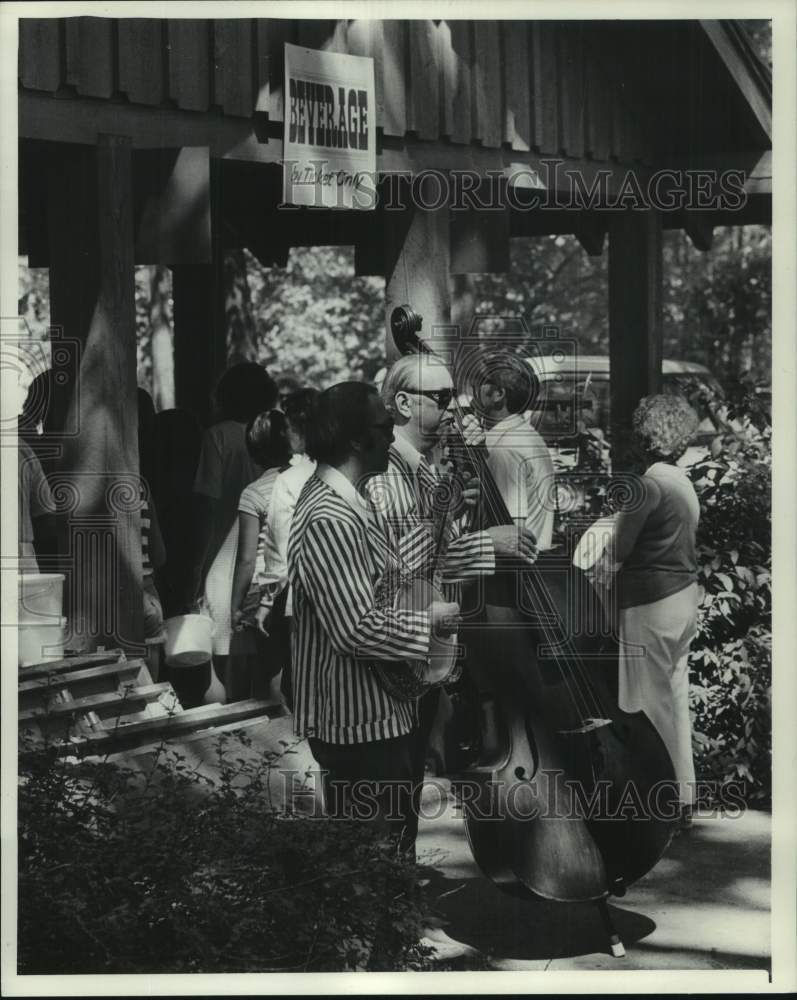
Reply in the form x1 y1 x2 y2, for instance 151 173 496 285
403 388 455 410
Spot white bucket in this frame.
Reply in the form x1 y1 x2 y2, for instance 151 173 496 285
18 573 65 625
163 614 214 667
19 617 67 667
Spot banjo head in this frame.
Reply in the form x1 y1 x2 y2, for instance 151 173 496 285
394 576 459 684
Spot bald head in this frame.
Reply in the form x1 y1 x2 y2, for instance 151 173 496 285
380 353 455 450
381 354 454 418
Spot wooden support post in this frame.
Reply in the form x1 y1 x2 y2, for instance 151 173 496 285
608 210 663 470
172 157 226 427
683 211 715 252
172 253 226 427
47 136 144 653
384 186 453 366
449 192 510 275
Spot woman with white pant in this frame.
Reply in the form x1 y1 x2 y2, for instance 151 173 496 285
613 394 701 825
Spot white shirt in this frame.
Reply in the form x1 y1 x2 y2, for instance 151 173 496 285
484 413 556 550
263 454 316 615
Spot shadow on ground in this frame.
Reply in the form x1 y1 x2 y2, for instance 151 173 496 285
416 789 771 971
421 865 656 964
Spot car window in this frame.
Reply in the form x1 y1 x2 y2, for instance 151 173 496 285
533 375 609 439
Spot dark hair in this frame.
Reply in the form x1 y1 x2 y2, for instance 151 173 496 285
306 382 379 466
214 363 278 423
282 387 320 439
245 409 292 469
475 352 539 414
277 373 302 396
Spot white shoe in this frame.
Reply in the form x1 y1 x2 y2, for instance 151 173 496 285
419 926 480 962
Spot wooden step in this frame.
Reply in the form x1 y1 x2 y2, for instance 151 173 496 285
19 684 181 750
19 660 153 706
53 699 283 756
102 710 321 815
18 650 127 681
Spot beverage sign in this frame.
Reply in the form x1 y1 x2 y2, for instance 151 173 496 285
283 43 376 210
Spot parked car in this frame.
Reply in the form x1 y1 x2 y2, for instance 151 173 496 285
523 355 727 471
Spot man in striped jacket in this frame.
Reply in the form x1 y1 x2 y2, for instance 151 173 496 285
372 353 539 842
288 381 460 852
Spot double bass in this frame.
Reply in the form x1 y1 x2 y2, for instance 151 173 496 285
390 306 678 954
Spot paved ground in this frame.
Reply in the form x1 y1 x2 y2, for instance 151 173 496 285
415 780 771 972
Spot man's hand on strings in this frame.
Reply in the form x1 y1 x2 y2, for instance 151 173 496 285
486 525 539 566
459 412 486 449
459 467 481 511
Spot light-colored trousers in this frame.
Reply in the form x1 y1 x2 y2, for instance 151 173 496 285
618 582 699 805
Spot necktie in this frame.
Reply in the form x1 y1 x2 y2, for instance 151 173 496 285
416 455 438 522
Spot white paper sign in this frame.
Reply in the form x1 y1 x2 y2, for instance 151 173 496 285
282 43 376 210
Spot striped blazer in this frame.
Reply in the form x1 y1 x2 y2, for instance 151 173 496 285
288 465 432 745
366 439 496 601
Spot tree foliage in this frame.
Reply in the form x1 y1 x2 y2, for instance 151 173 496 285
246 246 385 388
463 226 771 386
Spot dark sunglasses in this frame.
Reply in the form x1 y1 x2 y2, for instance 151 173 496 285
403 388 455 410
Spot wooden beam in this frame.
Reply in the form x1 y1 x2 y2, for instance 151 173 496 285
167 19 211 112
172 254 226 428
18 650 126 681
574 213 607 257
19 19 62 92
683 211 715 252
608 210 663 470
133 147 212 265
60 699 283 756
46 137 144 653
449 187 510 274
699 20 772 140
384 192 453 365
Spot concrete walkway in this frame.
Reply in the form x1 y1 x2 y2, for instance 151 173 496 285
415 780 770 972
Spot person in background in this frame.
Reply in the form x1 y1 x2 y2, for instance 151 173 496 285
471 351 556 551
275 373 302 410
18 439 55 574
17 371 57 572
190 363 278 702
260 387 320 708
612 394 701 828
138 389 166 642
152 407 203 619
229 410 292 702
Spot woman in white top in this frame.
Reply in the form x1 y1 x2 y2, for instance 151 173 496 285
229 409 292 702
260 388 319 708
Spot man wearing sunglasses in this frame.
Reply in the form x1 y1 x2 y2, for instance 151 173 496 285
369 352 538 854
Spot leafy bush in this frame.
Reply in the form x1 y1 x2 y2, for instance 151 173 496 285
18 733 433 974
688 407 771 804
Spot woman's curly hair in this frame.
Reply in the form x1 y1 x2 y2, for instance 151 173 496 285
632 393 699 460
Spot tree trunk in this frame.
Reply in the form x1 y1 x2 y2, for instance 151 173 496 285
149 265 175 410
225 249 257 365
